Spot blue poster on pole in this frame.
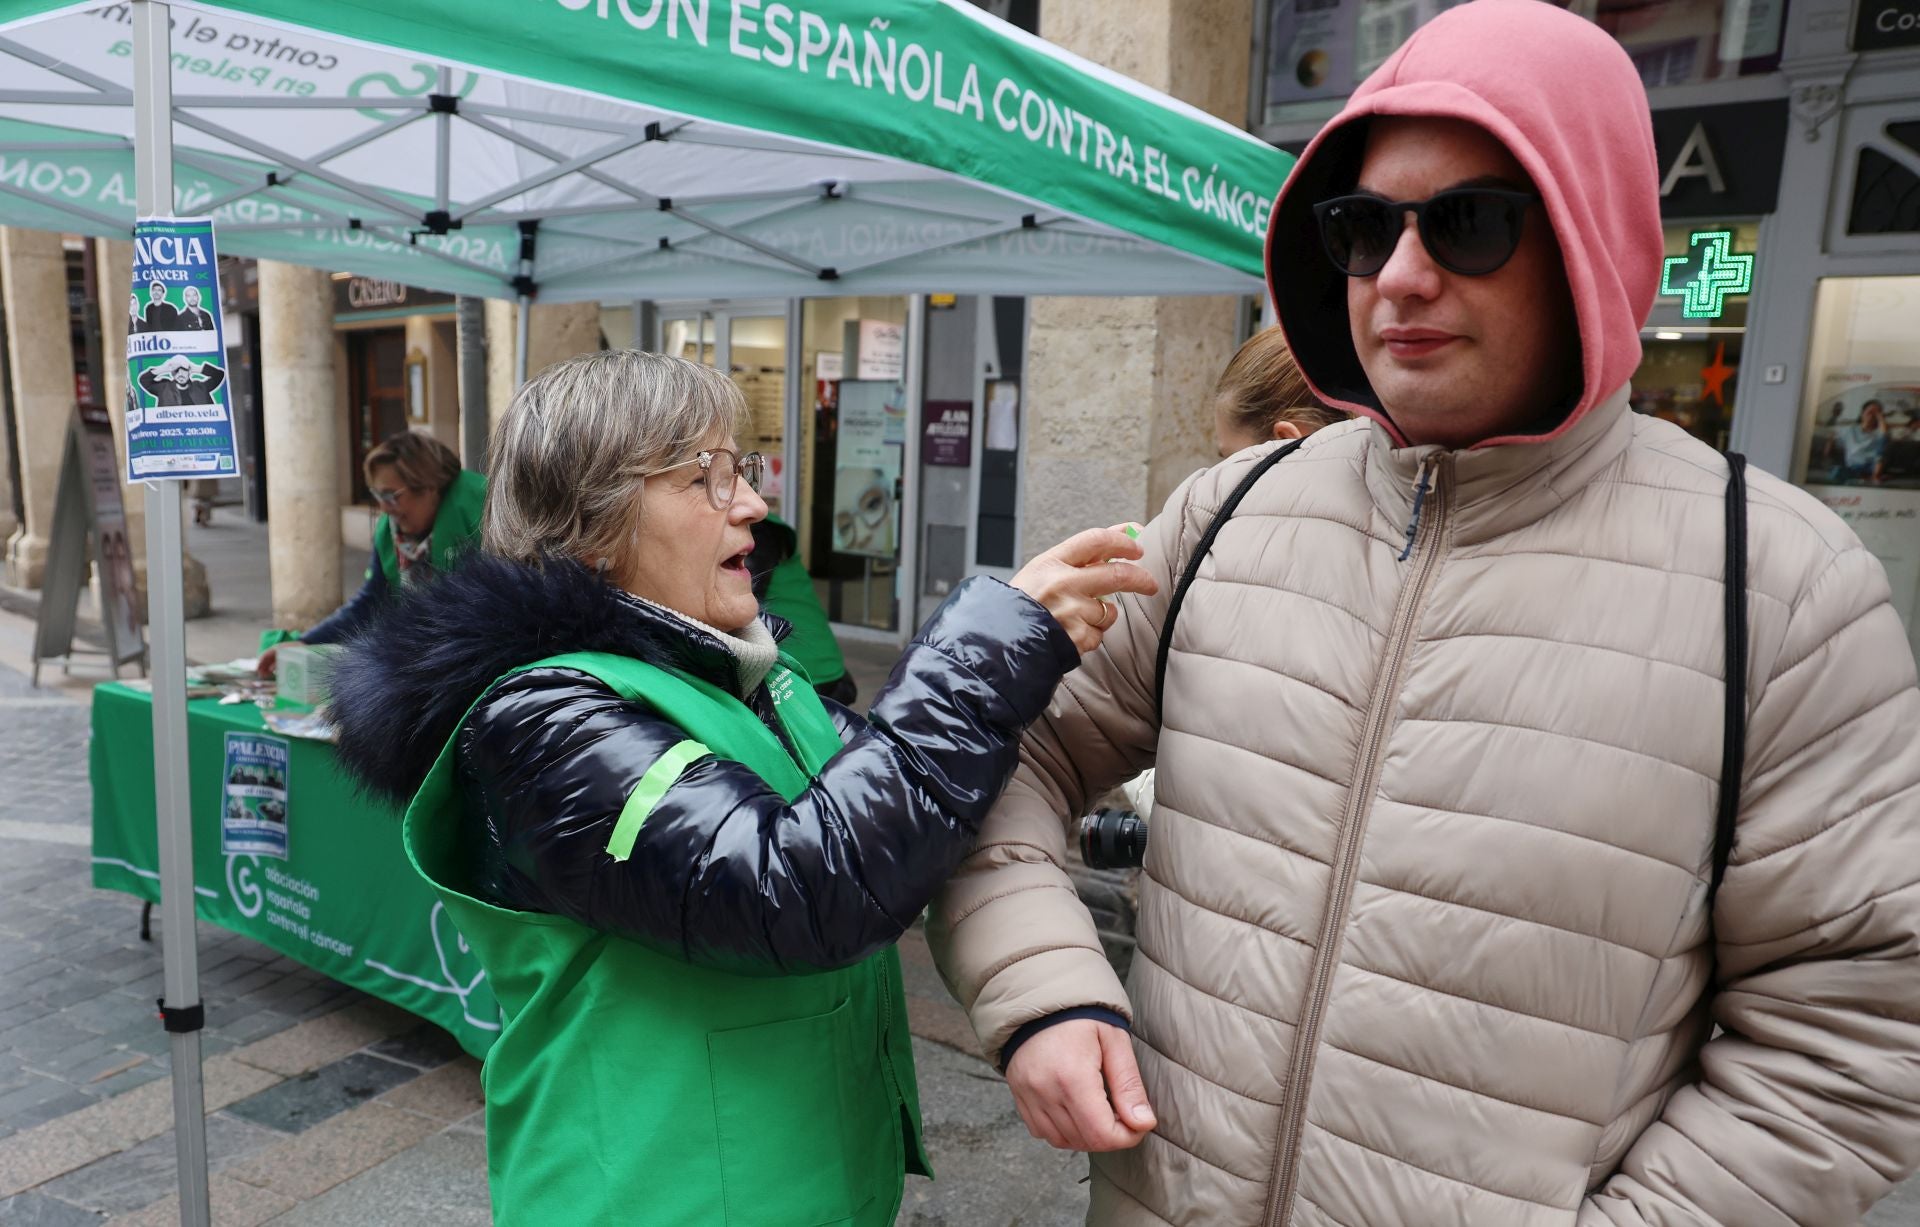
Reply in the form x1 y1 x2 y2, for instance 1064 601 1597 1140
125 217 237 482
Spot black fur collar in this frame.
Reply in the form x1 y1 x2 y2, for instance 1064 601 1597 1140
328 553 783 805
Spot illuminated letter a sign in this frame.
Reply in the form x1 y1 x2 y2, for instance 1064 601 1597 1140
1661 123 1727 198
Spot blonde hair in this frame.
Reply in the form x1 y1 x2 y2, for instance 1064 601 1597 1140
483 350 747 570
363 430 461 494
1214 326 1345 438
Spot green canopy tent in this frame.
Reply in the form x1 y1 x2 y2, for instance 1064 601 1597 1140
0 0 1290 304
0 2 1294 1221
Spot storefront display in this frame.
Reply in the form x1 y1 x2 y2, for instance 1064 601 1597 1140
1796 276 1920 658
1264 0 1786 124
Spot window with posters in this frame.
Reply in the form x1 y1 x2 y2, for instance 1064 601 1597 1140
1263 0 1789 125
1795 275 1920 660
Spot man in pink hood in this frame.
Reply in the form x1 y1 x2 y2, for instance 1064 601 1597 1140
930 1 1920 1223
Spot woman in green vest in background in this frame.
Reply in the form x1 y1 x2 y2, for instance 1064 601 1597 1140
327 350 1154 1226
749 513 856 705
257 430 485 676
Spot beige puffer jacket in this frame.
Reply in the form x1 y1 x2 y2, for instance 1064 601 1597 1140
929 392 1920 1226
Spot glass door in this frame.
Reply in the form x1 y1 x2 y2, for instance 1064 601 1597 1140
656 304 790 521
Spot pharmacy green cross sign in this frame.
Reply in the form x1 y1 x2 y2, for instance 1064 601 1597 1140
1660 229 1755 319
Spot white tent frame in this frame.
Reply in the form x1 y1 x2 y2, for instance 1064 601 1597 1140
0 30 1108 310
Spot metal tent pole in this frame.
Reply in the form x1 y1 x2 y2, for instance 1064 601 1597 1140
132 4 211 1225
514 295 531 387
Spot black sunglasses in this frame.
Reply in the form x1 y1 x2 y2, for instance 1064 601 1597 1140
1312 188 1539 278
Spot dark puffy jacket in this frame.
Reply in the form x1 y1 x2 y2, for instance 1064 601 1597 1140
328 552 1077 975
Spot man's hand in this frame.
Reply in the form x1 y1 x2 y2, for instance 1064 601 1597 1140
1005 1018 1156 1151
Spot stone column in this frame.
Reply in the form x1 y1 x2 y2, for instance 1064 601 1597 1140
483 297 517 430
259 260 341 628
1020 0 1253 561
95 237 146 588
1 227 75 588
528 301 603 374
484 299 603 427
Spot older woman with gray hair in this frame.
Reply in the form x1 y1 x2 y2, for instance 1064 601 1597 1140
328 349 1152 1227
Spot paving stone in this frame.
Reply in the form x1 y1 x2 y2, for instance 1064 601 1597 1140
24 1037 130 1086
201 1011 288 1048
0 949 54 979
74 1062 162 1101
367 1023 463 1073
36 1113 282 1215
28 979 112 1014
145 1035 237 1072
376 1059 481 1124
220 1102 438 1203
0 1191 103 1225
107 1173 294 1227
0 1024 94 1067
0 1080 91 1141
893 1041 1088 1227
446 1109 484 1138
262 1128 489 1227
224 1054 418 1135
0 1006 56 1041
197 1053 282 1114
228 1001 413 1080
271 986 341 1019
218 969 284 999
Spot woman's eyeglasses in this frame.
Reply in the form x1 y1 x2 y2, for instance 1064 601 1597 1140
368 486 412 508
655 448 767 510
1312 188 1539 278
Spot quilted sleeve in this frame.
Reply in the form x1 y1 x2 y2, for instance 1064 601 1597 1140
1583 544 1920 1226
928 467 1210 1064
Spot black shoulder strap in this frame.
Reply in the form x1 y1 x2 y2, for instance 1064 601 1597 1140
1711 451 1749 901
1153 439 1307 724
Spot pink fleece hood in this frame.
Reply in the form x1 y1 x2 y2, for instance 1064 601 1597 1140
1265 0 1663 448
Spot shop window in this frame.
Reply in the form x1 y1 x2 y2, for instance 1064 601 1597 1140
1848 121 1920 236
1795 275 1920 659
1630 220 1758 451
1263 0 1788 126
799 297 910 633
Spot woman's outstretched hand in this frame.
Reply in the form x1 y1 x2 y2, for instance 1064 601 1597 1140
1011 525 1159 654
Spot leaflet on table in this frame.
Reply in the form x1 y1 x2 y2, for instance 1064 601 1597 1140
125 217 238 482
262 709 340 743
221 731 290 860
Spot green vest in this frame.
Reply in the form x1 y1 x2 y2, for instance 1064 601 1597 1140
373 469 487 588
758 515 847 686
402 650 928 1227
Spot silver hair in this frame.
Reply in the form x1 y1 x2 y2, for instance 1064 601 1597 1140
483 349 748 570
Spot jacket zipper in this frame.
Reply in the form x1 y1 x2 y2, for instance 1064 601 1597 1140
1260 453 1454 1227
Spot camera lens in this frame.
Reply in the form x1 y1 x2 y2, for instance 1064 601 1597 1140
1079 808 1148 870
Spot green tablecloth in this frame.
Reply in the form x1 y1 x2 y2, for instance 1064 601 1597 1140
89 683 501 1057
